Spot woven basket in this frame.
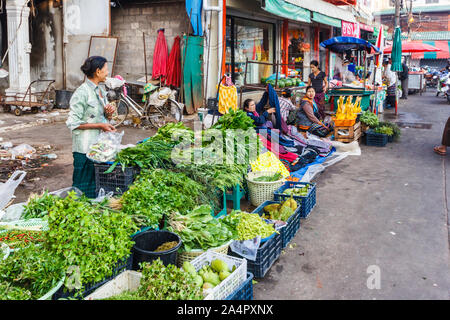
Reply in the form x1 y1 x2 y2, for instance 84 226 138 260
177 241 232 268
246 171 285 207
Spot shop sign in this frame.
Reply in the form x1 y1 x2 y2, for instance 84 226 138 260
359 23 374 33
342 21 360 38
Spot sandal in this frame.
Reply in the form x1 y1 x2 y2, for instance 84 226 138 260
434 146 447 156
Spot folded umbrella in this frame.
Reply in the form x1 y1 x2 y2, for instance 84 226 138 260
152 29 168 82
166 36 181 88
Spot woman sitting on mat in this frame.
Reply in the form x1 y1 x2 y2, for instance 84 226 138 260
243 86 276 128
291 86 332 138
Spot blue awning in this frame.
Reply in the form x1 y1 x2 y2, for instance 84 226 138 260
320 36 381 54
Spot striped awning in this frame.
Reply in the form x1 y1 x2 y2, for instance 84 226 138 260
411 41 450 59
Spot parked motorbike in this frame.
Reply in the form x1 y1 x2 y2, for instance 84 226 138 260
436 71 449 98
425 67 439 88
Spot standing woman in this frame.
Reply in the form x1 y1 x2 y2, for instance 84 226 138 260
66 56 117 198
308 60 328 119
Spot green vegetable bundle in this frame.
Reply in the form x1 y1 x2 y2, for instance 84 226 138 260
108 139 175 172
222 211 277 241
360 110 379 128
374 126 394 136
211 109 255 131
167 205 234 251
378 121 401 140
45 192 137 294
0 244 65 300
151 122 194 145
22 191 58 220
254 172 283 182
121 169 208 228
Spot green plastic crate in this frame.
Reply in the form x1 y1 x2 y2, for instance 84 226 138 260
328 89 374 112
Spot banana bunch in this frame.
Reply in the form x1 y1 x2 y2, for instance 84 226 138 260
336 96 362 121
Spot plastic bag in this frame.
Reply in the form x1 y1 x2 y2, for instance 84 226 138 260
87 131 124 163
0 202 25 222
92 188 114 203
229 237 261 261
0 171 26 210
10 144 36 159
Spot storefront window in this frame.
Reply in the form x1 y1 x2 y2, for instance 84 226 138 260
226 17 275 87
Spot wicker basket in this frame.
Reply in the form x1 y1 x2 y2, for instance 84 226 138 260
177 241 232 268
246 171 285 207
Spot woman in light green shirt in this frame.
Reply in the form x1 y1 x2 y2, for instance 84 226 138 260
66 56 116 198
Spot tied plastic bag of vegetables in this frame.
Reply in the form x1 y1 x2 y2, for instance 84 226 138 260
167 205 233 252
87 131 125 163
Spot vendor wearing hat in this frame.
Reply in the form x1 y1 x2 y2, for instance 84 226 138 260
342 59 356 84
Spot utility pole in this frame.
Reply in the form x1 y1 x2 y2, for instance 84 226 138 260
394 0 401 28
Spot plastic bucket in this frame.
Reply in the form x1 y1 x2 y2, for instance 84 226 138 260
131 230 182 270
55 90 74 109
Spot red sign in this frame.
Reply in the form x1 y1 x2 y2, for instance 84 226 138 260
341 21 360 38
359 23 374 33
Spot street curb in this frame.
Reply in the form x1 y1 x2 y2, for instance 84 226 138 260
0 114 68 134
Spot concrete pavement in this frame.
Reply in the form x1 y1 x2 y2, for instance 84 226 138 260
253 91 450 300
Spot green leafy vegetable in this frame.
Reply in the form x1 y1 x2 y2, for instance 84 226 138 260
22 191 58 220
360 110 379 128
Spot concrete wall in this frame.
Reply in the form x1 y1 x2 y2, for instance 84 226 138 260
111 1 189 82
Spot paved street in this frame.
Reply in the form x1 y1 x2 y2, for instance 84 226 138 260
1 91 449 300
253 91 450 300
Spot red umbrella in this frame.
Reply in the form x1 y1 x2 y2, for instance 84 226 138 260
384 41 442 54
166 36 181 88
152 29 168 81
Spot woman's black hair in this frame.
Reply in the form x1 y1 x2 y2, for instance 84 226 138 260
243 99 255 110
310 60 320 70
281 88 292 98
305 86 315 93
81 56 107 78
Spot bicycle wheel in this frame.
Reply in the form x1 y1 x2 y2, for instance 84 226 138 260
111 99 129 127
167 98 184 122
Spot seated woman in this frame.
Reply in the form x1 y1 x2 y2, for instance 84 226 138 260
243 87 276 127
292 86 332 138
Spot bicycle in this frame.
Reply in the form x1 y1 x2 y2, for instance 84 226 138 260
105 78 184 128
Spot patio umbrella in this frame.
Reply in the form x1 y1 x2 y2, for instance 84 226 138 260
390 27 403 72
384 41 442 54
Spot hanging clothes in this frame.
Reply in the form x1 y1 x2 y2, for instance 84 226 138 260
166 36 181 88
218 75 238 114
152 29 168 82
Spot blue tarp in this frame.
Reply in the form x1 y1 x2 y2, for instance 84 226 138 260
186 0 203 36
290 149 336 180
320 37 381 54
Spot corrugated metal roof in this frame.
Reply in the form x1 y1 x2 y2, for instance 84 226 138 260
374 5 450 16
386 31 450 41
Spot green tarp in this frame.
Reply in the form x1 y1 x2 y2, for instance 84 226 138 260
312 12 341 28
263 0 311 23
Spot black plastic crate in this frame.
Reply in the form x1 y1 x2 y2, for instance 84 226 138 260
252 200 301 249
52 255 133 300
273 182 316 219
229 233 282 279
225 273 254 300
387 134 394 143
365 130 388 147
94 163 140 196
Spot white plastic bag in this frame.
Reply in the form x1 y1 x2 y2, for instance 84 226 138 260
92 188 114 203
87 131 124 163
300 153 350 183
0 202 25 222
0 171 26 210
10 144 36 159
229 237 261 261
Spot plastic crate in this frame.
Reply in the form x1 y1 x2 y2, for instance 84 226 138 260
189 251 247 301
387 135 394 143
52 254 133 300
273 182 316 219
94 163 140 196
229 232 282 279
225 272 253 300
252 200 301 249
85 270 142 300
365 130 388 147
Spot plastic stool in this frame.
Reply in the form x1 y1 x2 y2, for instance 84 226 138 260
225 184 246 211
211 190 227 218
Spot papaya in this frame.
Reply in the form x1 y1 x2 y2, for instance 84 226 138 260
211 259 229 273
